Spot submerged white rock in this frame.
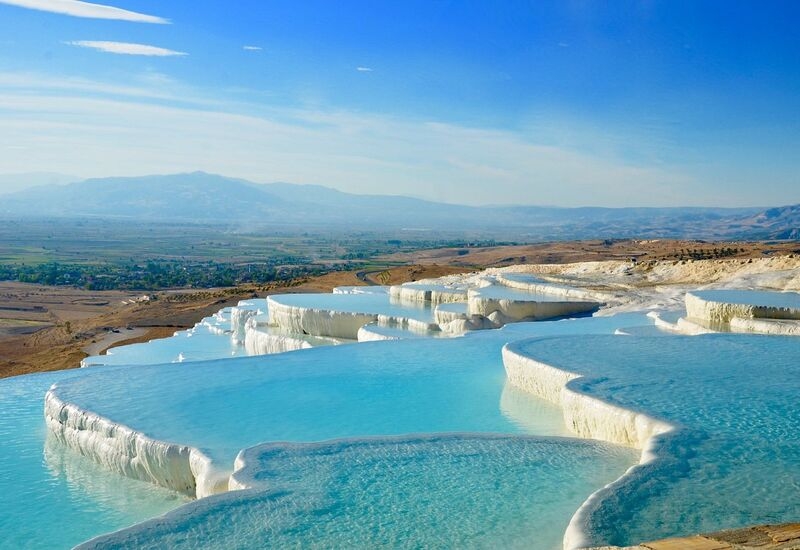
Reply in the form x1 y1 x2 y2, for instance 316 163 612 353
356 324 398 341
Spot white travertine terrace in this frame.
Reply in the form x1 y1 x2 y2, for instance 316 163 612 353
729 316 800 336
376 313 438 333
229 307 258 345
356 324 398 341
243 322 313 355
388 282 468 305
468 288 600 322
496 271 616 302
265 274 606 341
267 297 378 339
501 343 674 550
502 343 673 450
388 274 604 330
267 296 438 339
44 389 229 499
647 291 800 337
645 310 713 335
432 303 467 325
685 290 800 326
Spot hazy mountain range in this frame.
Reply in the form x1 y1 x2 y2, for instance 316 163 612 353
0 172 78 195
1 172 797 240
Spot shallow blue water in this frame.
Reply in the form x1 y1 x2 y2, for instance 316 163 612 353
615 324 672 336
511 334 800 545
691 289 800 309
53 337 566 467
498 272 545 284
436 301 468 313
473 284 572 302
80 435 636 550
0 371 188 550
656 309 684 324
82 313 242 367
358 323 447 339
52 314 650 469
395 282 467 295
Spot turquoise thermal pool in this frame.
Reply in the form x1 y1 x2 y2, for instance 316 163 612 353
504 333 800 546
50 317 650 471
471 284 580 302
35 312 649 548
497 272 545 284
82 314 244 367
690 289 800 309
0 371 188 550
78 435 636 550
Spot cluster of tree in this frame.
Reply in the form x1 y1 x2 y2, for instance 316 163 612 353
674 247 744 261
0 260 343 290
338 238 507 260
0 235 517 290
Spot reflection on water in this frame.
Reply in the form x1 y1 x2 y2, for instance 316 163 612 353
500 381 567 435
0 371 186 550
44 433 189 517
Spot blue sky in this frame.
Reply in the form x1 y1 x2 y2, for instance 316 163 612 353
0 0 798 206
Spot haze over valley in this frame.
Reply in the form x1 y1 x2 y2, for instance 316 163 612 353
2 172 797 240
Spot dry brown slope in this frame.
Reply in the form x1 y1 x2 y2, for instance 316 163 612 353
381 239 799 268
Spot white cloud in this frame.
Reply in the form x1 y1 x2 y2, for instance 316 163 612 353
0 112 694 206
4 71 795 208
243 45 262 51
65 41 187 56
356 67 373 72
0 71 229 112
5 72 763 208
0 0 168 23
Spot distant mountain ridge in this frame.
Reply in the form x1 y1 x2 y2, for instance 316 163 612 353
0 172 78 195
3 173 286 221
1 172 796 240
740 205 800 239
